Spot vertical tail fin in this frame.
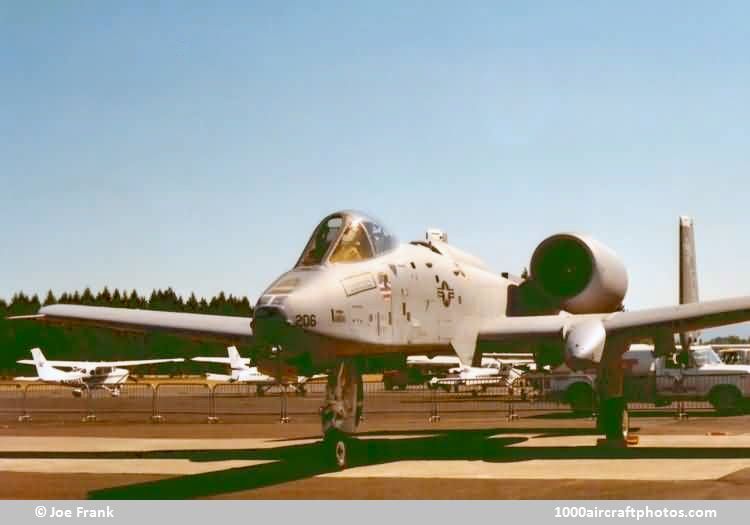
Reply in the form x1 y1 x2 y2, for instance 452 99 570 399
227 346 245 370
679 216 701 349
30 348 47 368
30 348 54 380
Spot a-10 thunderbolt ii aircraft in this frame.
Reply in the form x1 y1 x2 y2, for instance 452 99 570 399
192 345 324 395
14 348 184 397
10 211 750 467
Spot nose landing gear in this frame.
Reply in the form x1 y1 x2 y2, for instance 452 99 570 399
321 358 363 469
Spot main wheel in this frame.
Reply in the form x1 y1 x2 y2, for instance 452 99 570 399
597 397 629 441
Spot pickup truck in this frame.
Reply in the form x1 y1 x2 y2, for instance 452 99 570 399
535 344 750 414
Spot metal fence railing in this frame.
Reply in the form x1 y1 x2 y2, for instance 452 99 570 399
0 372 747 424
0 383 22 420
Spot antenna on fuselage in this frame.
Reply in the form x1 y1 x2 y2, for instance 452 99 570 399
426 229 448 243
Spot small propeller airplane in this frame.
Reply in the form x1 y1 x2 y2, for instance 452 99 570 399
14 348 184 397
428 359 520 394
9 211 750 468
405 354 516 392
192 345 324 395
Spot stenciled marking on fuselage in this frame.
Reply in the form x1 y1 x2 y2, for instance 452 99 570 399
294 314 317 328
437 281 455 307
331 309 346 323
376 272 392 301
341 273 377 296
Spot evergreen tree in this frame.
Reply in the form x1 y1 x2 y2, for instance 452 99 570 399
81 287 94 305
127 289 142 309
111 288 122 307
186 292 199 312
148 289 159 310
43 290 57 306
163 287 181 310
97 286 112 305
239 295 253 316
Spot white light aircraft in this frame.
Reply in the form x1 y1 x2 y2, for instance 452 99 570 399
11 212 750 468
192 345 323 395
14 348 184 397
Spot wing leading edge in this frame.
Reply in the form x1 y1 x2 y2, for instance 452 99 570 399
8 304 253 344
478 296 750 351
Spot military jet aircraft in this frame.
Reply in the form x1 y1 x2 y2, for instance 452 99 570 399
10 211 750 468
14 348 184 397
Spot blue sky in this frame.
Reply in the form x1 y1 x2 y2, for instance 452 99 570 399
2 2 750 332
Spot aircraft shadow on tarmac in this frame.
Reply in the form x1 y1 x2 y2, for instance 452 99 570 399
9 426 744 499
528 410 726 420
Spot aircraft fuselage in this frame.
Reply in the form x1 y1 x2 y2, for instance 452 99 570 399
253 242 510 371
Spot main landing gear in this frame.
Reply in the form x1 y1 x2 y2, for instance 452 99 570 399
597 397 629 442
321 359 363 469
595 350 633 446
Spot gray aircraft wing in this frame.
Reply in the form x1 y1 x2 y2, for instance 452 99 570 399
601 297 750 337
478 296 750 353
8 304 253 343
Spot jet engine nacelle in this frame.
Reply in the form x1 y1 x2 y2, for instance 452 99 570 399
529 234 628 314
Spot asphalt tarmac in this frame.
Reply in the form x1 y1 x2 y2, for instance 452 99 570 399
2 385 750 499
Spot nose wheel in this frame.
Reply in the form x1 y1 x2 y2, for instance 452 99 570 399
323 429 351 469
321 359 363 468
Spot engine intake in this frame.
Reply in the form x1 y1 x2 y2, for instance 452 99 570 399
529 234 627 314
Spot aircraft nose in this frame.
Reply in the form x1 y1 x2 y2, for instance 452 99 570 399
252 305 290 345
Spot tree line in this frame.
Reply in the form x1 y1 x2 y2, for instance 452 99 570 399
0 288 254 377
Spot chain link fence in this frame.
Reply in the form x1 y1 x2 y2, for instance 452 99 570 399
0 372 746 424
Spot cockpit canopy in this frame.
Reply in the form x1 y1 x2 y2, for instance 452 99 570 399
296 211 398 267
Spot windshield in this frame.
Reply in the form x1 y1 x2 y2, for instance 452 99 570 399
297 215 344 267
692 348 723 367
296 211 398 267
363 220 398 254
330 222 373 263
